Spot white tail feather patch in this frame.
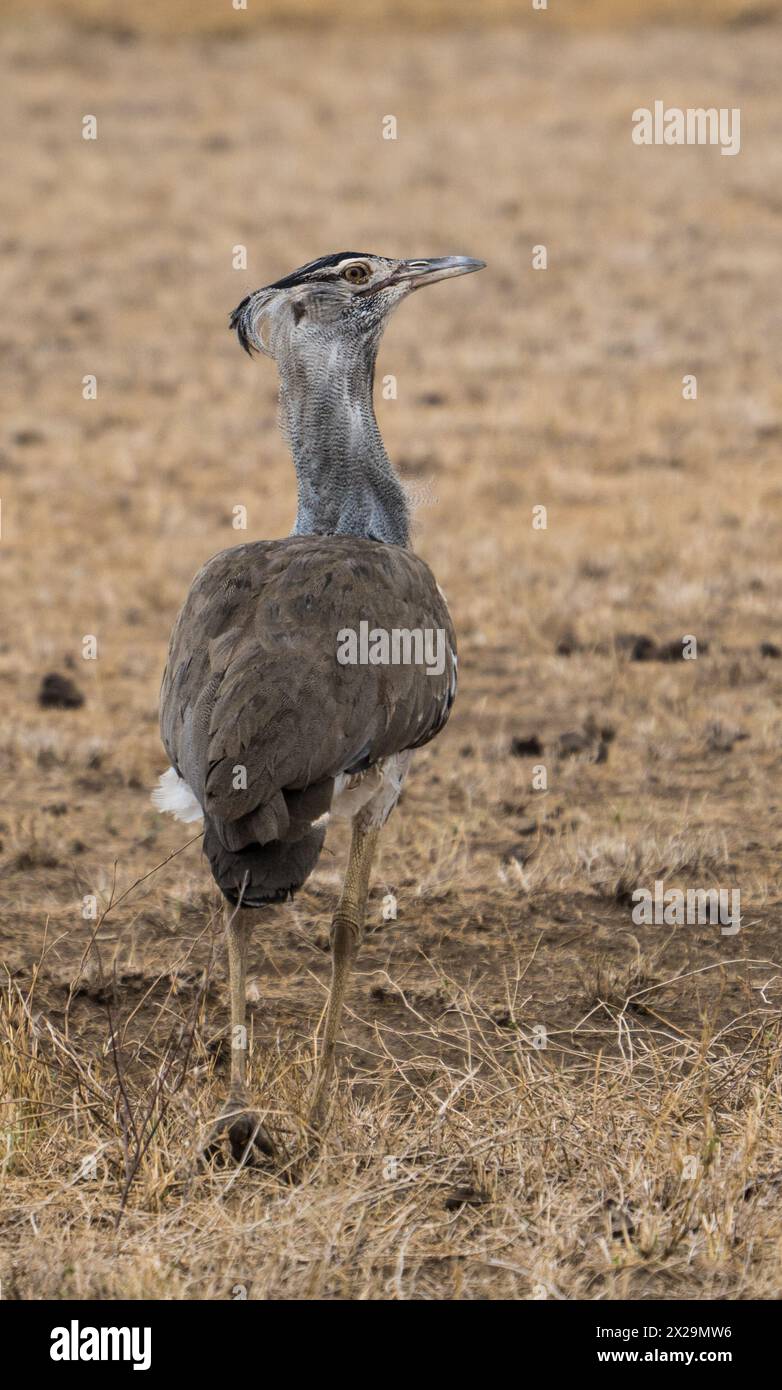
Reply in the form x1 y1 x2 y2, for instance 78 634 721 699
151 767 203 823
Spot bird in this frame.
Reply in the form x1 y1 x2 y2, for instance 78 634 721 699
153 251 485 1161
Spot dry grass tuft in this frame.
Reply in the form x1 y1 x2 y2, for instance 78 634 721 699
577 831 730 903
3 970 782 1299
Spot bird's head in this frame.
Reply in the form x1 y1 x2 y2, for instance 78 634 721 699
230 252 485 365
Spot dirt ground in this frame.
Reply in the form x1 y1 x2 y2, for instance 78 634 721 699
2 4 782 1300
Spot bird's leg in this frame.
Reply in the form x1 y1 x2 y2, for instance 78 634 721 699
226 900 252 1098
310 817 380 1132
205 900 274 1163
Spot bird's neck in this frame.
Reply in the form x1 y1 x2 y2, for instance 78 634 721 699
278 343 410 548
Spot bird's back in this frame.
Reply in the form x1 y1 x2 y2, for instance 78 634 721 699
159 534 456 905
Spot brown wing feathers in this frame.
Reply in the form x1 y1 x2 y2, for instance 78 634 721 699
160 535 456 904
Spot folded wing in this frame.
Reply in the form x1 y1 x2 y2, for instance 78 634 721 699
159 535 456 899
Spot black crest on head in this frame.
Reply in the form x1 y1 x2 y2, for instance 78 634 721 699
268 252 373 289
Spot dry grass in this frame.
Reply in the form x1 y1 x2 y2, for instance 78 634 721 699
2 5 782 1299
4 967 782 1300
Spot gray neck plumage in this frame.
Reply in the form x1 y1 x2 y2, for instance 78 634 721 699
279 340 410 548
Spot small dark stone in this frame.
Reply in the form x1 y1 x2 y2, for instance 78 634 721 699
516 818 539 836
491 1008 516 1029
510 734 543 757
38 672 84 709
615 633 707 662
556 629 580 656
760 641 781 659
615 632 657 661
656 638 708 661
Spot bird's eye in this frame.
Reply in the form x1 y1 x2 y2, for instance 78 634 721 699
341 263 370 284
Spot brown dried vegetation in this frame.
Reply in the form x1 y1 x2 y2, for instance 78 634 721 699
1 2 781 1298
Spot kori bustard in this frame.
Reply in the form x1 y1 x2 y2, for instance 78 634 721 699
154 252 485 1160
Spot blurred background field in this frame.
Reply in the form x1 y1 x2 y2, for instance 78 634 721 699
1 0 782 1300
2 0 779 32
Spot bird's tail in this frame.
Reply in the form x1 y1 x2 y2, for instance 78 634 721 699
203 817 327 907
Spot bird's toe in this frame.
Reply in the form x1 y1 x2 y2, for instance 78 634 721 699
202 1097 275 1167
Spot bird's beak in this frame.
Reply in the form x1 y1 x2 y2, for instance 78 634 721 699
393 256 486 289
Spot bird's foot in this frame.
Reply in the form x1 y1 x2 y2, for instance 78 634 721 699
202 1093 275 1167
